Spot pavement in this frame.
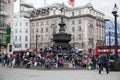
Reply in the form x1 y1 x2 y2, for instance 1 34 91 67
0 66 120 80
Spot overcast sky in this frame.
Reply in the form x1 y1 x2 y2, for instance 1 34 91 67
14 0 120 22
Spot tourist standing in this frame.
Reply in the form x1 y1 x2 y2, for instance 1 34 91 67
99 53 109 74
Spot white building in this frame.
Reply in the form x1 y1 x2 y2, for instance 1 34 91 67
13 16 30 51
13 1 34 52
30 3 105 54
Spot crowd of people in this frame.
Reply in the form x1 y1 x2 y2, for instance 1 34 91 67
0 46 116 74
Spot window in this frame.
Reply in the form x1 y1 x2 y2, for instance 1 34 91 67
32 36 35 41
78 26 81 31
72 21 75 25
25 29 28 33
20 22 22 26
36 22 39 26
78 20 81 24
31 23 34 27
72 35 75 41
79 10 81 15
38 35 40 41
31 29 34 33
53 20 57 24
16 23 17 26
53 10 56 15
15 44 22 48
41 35 43 41
78 34 81 40
19 29 22 33
41 28 43 33
46 34 48 41
96 22 99 27
25 44 28 48
25 36 28 41
46 27 48 32
72 12 74 16
40 21 44 26
99 23 101 27
52 25 56 34
15 36 17 41
15 29 17 33
0 19 6 27
72 27 75 32
26 22 28 26
19 35 21 41
46 21 49 25
36 28 38 33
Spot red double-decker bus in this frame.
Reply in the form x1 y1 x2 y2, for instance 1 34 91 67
95 45 120 55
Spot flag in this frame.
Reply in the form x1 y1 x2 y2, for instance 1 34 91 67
68 0 75 7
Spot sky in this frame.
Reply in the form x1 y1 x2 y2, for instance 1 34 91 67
14 0 120 22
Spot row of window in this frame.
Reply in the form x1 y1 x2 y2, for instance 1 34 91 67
70 9 103 18
15 29 28 33
32 27 48 33
64 8 103 18
31 34 82 42
72 26 82 32
31 35 47 42
71 20 82 25
31 26 82 34
31 22 103 34
31 19 82 27
15 22 28 26
96 22 104 28
15 36 28 42
31 21 49 27
14 34 103 43
14 28 103 42
14 34 103 44
14 43 28 48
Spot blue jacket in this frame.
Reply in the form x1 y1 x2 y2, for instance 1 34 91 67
99 54 108 64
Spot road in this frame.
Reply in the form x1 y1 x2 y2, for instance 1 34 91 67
0 66 120 80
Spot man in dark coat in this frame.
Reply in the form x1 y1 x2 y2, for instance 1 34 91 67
99 53 109 74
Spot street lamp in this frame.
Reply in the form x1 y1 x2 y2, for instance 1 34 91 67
36 34 40 54
36 34 37 54
112 4 118 59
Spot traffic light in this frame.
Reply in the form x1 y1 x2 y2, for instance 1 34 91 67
9 45 12 52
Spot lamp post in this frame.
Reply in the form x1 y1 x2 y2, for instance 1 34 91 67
36 34 38 54
112 4 118 59
36 33 40 54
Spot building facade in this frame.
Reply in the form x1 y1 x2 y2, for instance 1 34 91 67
0 0 16 54
13 16 30 51
13 2 34 52
30 3 105 54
